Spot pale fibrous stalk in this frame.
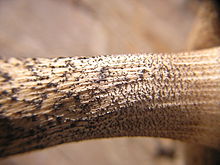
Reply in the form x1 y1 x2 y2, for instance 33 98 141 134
0 47 220 157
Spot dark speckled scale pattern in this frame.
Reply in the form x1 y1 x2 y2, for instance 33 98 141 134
0 47 220 157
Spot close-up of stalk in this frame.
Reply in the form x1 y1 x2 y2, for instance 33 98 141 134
0 47 220 157
0 0 220 164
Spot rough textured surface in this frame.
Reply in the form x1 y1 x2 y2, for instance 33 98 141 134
0 0 207 164
0 47 220 157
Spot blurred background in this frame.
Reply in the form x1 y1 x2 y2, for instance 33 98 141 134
0 0 200 164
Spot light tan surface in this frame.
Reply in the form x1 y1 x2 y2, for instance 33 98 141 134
0 0 198 164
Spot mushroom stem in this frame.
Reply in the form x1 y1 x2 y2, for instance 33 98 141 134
0 47 220 157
